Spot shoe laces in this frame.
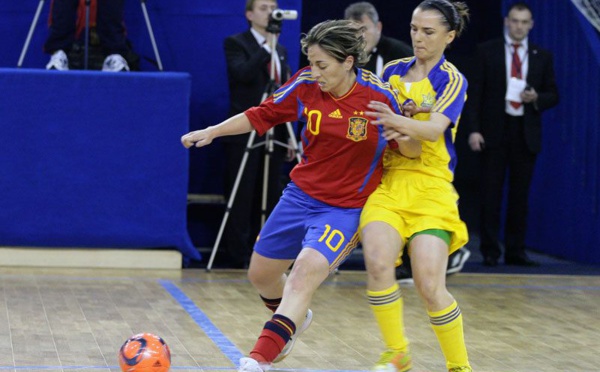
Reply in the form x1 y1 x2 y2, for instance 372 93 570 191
375 349 411 370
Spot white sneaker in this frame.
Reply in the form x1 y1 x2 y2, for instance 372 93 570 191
446 248 471 275
238 357 270 372
273 309 313 363
102 54 130 72
46 50 69 70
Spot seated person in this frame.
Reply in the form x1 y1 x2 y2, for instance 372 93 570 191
45 0 131 71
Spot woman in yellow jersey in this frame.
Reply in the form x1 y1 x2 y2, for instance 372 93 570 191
360 1 473 372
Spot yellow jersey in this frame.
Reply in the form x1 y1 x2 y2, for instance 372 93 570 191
381 56 467 182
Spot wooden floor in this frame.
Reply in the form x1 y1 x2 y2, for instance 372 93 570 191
0 267 598 372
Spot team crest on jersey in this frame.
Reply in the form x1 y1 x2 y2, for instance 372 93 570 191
346 117 368 142
421 93 435 108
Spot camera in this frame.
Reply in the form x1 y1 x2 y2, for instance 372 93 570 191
270 9 298 21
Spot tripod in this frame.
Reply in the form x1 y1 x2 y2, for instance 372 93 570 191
17 0 163 71
206 32 301 272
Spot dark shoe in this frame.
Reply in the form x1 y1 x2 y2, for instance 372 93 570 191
447 247 471 275
395 265 414 284
505 255 540 266
482 256 498 267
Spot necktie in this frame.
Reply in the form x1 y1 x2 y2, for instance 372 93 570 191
510 43 522 109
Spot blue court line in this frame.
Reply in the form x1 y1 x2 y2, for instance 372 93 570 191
159 279 244 366
159 280 371 372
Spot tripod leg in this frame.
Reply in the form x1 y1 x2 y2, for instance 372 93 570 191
140 0 164 71
206 130 257 271
84 0 91 70
260 129 274 227
18 0 45 68
285 121 303 163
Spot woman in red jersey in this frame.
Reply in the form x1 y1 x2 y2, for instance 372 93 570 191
182 19 420 372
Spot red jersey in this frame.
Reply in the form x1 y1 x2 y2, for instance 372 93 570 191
245 67 402 208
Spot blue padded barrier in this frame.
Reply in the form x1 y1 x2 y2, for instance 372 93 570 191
0 68 200 264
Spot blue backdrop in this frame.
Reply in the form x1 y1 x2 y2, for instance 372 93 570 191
0 68 199 262
502 0 600 264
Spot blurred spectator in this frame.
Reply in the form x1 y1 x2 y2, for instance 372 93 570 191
45 0 134 71
466 2 559 267
344 1 412 76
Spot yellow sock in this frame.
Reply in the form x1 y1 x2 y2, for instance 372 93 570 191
428 300 470 370
367 283 408 351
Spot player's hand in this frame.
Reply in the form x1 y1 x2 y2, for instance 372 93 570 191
401 100 430 118
366 101 404 133
468 132 485 152
181 128 215 149
382 128 410 141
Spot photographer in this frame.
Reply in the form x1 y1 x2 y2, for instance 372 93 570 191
220 0 292 269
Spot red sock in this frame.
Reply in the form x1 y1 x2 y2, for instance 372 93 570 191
249 314 296 363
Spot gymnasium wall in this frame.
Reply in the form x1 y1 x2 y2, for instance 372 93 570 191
2 0 598 265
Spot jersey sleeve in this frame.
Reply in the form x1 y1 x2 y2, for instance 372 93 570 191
386 87 403 115
381 62 394 84
245 68 310 136
431 66 468 126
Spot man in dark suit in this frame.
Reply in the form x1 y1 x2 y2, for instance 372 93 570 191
221 0 291 268
466 2 559 267
343 1 412 76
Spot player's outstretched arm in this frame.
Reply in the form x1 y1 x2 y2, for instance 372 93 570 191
181 113 254 149
366 101 449 142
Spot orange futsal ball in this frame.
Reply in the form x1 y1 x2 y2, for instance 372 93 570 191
118 333 171 372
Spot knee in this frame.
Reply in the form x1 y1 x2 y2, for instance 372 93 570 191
247 266 270 288
362 222 400 265
415 277 436 299
362 238 397 280
363 249 390 280
285 255 327 295
414 276 446 306
285 270 307 296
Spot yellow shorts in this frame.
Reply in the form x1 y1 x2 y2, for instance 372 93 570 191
360 169 468 256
